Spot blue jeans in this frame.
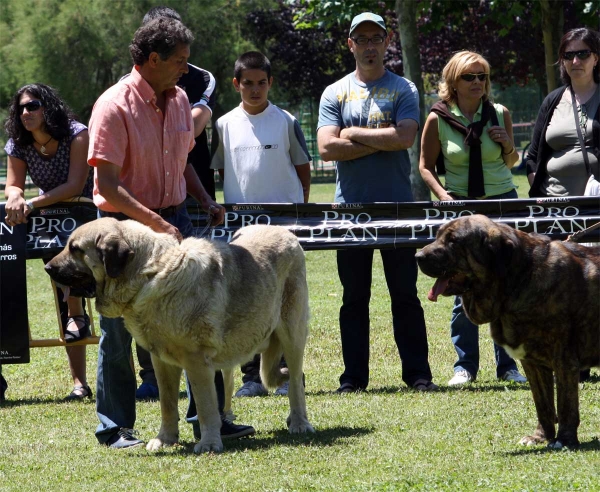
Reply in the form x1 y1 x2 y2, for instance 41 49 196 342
449 189 519 379
337 248 432 389
95 206 194 443
450 296 517 378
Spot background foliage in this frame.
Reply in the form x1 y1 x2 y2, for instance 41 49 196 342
1 0 598 127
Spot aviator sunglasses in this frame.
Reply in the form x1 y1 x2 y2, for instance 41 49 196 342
562 49 594 61
460 73 488 82
18 100 43 114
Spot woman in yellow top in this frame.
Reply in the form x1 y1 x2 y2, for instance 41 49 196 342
419 51 527 386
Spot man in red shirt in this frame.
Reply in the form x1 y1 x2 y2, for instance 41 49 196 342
88 17 252 448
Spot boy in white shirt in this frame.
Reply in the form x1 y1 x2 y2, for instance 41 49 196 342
211 51 311 396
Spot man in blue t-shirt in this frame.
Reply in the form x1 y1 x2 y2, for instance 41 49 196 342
317 12 437 393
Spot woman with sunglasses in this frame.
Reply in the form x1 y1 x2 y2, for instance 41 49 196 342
527 28 599 198
526 28 599 382
3 83 94 400
419 51 527 387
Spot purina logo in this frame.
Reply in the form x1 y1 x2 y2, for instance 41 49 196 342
536 197 570 204
40 208 70 216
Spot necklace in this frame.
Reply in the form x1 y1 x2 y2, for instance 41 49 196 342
34 135 53 155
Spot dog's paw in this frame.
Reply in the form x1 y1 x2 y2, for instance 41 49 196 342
146 433 178 451
194 438 224 454
519 435 546 446
287 417 315 434
146 438 169 451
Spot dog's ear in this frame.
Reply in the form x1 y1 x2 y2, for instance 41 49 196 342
486 226 515 278
96 232 133 278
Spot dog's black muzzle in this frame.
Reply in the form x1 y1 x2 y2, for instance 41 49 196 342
44 263 97 298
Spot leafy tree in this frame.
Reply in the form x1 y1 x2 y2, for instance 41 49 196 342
0 0 149 120
0 0 272 125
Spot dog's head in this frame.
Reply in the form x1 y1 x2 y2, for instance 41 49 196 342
45 217 134 300
415 214 519 324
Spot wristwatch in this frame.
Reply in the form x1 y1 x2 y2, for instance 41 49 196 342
25 199 35 211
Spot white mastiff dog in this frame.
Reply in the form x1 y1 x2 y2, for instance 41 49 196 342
46 218 314 453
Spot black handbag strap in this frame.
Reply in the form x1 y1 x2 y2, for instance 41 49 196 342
570 88 592 177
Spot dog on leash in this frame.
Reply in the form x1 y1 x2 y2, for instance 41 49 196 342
415 214 599 449
46 218 314 453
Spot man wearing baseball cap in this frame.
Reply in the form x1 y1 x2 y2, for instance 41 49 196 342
349 12 387 36
317 12 437 394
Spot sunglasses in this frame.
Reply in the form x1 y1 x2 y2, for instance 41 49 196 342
460 73 488 82
563 49 594 61
18 100 43 114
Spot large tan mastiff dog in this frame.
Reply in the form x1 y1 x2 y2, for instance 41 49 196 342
416 214 599 449
46 218 314 453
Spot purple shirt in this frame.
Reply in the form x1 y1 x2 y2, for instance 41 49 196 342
4 121 92 198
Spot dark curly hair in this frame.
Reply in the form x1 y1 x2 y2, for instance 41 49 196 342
558 27 600 85
142 6 181 24
4 83 76 146
129 17 193 66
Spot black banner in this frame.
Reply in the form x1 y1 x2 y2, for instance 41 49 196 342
187 196 600 250
0 203 30 364
6 196 599 259
1 197 598 364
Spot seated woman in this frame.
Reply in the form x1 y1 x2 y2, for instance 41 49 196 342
3 83 94 400
419 51 527 386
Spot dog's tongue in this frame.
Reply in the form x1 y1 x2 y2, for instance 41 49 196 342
427 277 449 302
61 286 71 302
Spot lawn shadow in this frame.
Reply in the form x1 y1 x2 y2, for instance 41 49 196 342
307 383 532 396
0 396 97 407
144 425 373 456
503 436 600 456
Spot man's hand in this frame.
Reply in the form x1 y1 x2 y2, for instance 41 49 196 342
148 215 183 242
205 200 225 225
339 127 356 141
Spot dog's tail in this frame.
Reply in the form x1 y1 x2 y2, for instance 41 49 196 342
260 334 287 389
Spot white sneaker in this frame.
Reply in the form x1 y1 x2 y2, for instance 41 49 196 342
448 370 474 386
500 369 527 383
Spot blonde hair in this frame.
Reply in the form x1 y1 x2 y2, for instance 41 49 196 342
438 51 492 105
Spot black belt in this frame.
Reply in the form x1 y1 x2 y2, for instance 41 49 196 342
100 201 186 220
151 201 186 218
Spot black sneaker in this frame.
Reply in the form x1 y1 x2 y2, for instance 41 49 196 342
336 382 361 394
192 418 256 440
105 428 144 449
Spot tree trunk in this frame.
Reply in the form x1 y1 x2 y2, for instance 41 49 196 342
395 0 430 201
540 0 564 95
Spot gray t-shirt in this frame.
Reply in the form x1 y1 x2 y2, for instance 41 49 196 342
543 88 600 196
317 70 419 203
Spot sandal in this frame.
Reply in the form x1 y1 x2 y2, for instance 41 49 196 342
412 379 439 392
64 385 93 401
64 314 90 343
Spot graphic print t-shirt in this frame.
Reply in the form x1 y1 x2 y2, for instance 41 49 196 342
317 70 419 203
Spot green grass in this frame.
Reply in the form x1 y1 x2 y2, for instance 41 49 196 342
1 179 599 491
